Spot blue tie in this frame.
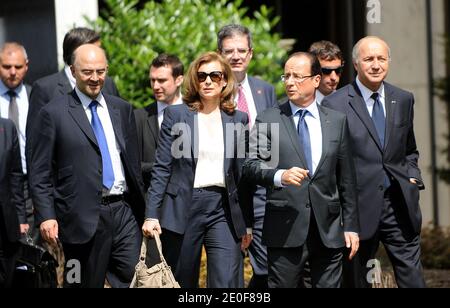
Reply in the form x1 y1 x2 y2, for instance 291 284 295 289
89 101 115 189
371 93 385 147
297 109 313 174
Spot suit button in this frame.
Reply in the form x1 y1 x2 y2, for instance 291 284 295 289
98 169 102 174
378 185 384 191
305 203 310 208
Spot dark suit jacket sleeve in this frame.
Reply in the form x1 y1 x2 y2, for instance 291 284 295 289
268 85 278 108
9 123 26 224
28 107 57 225
405 94 424 188
337 116 360 233
243 113 278 188
134 108 154 177
145 108 176 219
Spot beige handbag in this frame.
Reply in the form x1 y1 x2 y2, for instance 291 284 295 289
130 234 180 288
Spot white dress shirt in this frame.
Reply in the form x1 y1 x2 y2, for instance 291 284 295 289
274 100 323 186
157 96 183 129
235 75 257 129
75 88 127 195
316 90 325 105
0 81 29 174
193 108 225 188
356 77 386 116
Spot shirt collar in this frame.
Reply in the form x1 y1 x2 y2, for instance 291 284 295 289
289 100 320 119
64 65 76 89
239 74 249 88
356 76 385 103
0 80 25 98
157 95 183 113
75 87 105 110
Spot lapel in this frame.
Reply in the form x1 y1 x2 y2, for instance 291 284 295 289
383 83 397 150
348 82 384 152
221 110 234 173
67 91 98 148
310 106 330 179
184 107 198 166
279 102 309 169
248 77 264 115
146 103 159 142
106 96 125 151
58 70 74 96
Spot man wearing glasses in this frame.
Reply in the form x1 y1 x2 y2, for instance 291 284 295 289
217 24 278 289
243 52 359 288
309 41 344 104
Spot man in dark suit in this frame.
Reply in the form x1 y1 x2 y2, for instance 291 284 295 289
26 27 119 152
322 36 426 288
0 42 31 236
218 23 278 288
0 118 25 287
134 54 184 191
243 52 359 288
29 44 144 288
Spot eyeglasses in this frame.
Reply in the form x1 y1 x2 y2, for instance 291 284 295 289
280 74 313 83
221 48 250 58
197 71 223 83
321 65 344 75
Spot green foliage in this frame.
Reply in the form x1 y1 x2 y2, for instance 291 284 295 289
91 0 290 108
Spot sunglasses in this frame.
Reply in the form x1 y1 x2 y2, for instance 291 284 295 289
197 71 223 83
321 66 344 75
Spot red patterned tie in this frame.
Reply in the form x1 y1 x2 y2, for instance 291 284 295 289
237 84 251 126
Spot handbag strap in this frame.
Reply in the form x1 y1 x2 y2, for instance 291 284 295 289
139 234 168 264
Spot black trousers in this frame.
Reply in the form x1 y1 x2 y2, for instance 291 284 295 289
62 200 141 288
161 187 243 288
268 215 343 288
350 184 426 288
0 233 21 288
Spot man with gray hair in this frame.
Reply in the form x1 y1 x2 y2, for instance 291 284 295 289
322 36 426 288
0 42 31 236
218 23 278 288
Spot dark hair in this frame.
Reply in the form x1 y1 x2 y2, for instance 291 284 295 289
308 40 343 62
217 24 252 51
63 27 100 65
183 52 236 114
287 52 322 77
151 54 184 78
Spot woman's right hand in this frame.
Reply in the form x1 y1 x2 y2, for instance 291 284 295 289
142 219 162 238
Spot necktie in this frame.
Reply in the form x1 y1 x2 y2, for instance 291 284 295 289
371 93 390 188
7 90 20 132
237 84 251 125
89 101 115 189
297 109 312 174
371 92 385 147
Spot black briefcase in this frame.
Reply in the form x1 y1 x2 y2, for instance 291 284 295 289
12 235 58 288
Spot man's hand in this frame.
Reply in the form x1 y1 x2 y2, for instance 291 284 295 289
281 167 309 186
20 223 30 235
40 219 59 245
241 233 253 254
142 219 162 238
345 232 359 260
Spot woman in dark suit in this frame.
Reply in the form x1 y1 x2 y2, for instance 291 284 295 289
0 118 24 287
142 52 252 288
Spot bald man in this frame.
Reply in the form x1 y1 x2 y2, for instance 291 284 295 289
322 36 426 288
29 44 145 288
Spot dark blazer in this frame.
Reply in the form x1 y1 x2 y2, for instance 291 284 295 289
0 118 24 243
26 70 119 149
134 103 158 191
322 82 424 239
146 104 252 238
248 76 278 112
29 91 145 244
243 102 359 249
